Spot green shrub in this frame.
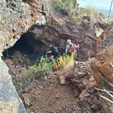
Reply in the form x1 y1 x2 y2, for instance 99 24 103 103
30 56 53 78
80 7 107 21
53 52 74 70
13 56 53 93
53 0 77 16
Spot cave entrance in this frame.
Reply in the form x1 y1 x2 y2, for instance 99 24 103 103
2 34 40 78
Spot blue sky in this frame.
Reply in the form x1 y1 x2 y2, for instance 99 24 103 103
79 0 112 11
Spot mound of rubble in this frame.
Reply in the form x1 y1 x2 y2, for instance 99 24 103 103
20 60 106 113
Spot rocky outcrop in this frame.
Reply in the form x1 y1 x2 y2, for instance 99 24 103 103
91 22 113 112
24 15 98 60
57 60 104 112
0 0 50 112
91 22 113 90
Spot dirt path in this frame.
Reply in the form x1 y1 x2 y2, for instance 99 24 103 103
24 76 80 113
20 61 107 113
21 72 104 113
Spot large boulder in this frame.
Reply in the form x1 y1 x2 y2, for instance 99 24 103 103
58 60 105 112
91 23 113 90
91 23 113 113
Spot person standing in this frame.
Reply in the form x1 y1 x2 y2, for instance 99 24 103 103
47 44 59 60
65 39 79 59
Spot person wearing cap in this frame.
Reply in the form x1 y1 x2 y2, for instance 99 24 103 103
65 39 79 59
65 39 72 55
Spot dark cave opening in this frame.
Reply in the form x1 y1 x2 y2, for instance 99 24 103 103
7 34 34 55
2 34 43 78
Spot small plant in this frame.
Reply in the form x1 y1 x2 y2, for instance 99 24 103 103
30 56 53 78
13 56 53 94
53 53 74 70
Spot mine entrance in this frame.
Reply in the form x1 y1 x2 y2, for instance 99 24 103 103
2 34 40 78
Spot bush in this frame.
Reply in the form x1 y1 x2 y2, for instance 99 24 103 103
29 56 53 78
53 0 77 16
80 7 107 21
53 53 74 70
13 56 53 93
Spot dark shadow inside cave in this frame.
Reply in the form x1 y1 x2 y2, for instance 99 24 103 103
8 34 34 55
2 34 46 77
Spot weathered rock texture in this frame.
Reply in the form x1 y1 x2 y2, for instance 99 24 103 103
24 16 98 61
91 22 113 113
2 15 100 79
20 61 106 113
0 0 50 112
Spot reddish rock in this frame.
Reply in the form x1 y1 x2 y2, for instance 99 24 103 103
91 23 113 113
24 16 98 61
59 76 67 85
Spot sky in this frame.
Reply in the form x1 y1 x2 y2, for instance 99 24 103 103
79 0 112 11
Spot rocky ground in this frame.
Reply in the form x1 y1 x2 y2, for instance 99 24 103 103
2 15 112 113
1 0 113 112
19 61 106 113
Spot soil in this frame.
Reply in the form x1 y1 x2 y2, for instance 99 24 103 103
21 71 105 113
2 46 106 113
1 33 105 113
2 35 39 78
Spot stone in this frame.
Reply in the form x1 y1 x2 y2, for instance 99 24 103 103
79 89 87 101
73 89 79 97
91 23 113 112
83 16 91 21
97 21 108 29
91 104 101 112
59 76 67 85
35 15 46 26
21 94 32 107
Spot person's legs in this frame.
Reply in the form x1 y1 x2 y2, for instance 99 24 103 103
50 55 54 61
54 53 59 58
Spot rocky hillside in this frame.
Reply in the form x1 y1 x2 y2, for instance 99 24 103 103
91 22 113 112
25 15 97 60
0 0 50 112
0 0 113 112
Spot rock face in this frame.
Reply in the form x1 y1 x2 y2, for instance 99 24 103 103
57 60 104 112
91 22 113 90
91 22 113 113
0 0 50 112
25 16 97 60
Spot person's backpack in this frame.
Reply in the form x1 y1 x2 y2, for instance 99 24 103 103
53 45 59 54
68 43 78 54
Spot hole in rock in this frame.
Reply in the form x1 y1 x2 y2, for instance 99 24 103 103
2 34 46 78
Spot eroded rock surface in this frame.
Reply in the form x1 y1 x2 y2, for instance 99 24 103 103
25 16 98 61
91 22 113 90
91 22 113 113
0 0 50 112
20 61 106 113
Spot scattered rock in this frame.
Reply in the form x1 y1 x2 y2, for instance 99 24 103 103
73 89 79 97
91 104 101 112
21 94 32 107
59 76 67 85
